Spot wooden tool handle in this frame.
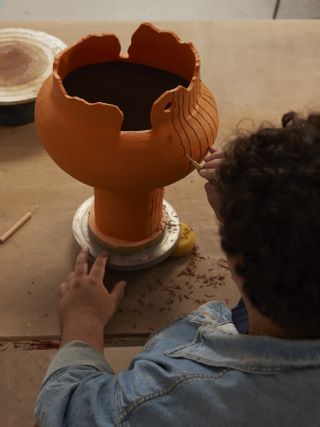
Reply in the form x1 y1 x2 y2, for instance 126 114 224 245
0 212 32 243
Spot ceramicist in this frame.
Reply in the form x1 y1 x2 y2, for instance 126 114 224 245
35 112 320 426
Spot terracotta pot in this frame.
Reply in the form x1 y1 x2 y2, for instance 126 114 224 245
35 23 219 248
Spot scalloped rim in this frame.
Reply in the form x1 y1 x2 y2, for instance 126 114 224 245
52 23 200 119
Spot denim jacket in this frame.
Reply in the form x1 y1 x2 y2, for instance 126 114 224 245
35 301 320 426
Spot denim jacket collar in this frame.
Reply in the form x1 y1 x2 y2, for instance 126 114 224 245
166 302 320 374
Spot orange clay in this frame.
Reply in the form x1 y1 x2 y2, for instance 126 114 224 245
35 23 219 246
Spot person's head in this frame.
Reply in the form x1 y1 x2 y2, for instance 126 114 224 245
216 112 320 338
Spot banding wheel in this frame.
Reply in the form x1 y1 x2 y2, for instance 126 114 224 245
72 197 180 271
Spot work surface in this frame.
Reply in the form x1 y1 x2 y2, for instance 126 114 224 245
1 20 320 347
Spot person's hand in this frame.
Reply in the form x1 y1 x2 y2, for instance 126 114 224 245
59 248 127 352
199 146 224 218
199 146 224 182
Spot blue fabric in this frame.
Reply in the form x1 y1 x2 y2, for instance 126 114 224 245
35 301 320 427
231 298 248 334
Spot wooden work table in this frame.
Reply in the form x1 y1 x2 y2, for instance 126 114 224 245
1 20 319 348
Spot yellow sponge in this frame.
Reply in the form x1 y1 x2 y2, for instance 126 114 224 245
170 223 196 258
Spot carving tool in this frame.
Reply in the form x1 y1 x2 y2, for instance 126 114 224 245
186 154 202 170
0 204 39 244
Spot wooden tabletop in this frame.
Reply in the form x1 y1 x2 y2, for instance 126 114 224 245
1 20 319 347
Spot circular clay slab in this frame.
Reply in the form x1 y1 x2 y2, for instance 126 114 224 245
0 28 66 124
72 197 180 271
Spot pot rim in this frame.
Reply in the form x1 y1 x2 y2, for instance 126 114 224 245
51 22 201 132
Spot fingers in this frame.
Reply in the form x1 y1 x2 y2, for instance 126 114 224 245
204 143 223 162
202 159 222 169
199 168 216 182
59 281 69 297
110 281 127 307
74 248 89 277
204 181 216 196
89 251 108 283
204 151 224 163
199 153 223 182
59 270 75 296
204 182 221 219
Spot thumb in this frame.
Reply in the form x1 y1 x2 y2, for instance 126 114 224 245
204 182 221 219
199 168 215 181
204 181 216 196
111 280 127 306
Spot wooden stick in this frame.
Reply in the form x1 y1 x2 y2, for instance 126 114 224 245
0 205 39 244
186 154 202 170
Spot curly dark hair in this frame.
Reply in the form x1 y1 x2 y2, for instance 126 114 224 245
216 112 320 337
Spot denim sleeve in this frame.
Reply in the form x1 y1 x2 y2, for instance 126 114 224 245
34 306 226 426
35 341 119 427
34 315 198 427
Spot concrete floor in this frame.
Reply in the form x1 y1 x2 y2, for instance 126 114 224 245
1 1 320 425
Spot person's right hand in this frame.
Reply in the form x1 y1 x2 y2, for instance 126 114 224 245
199 147 224 219
59 248 127 352
199 146 224 182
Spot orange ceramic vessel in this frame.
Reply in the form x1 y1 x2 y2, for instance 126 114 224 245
35 23 219 248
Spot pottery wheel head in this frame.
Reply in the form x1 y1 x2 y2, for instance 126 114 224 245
72 197 180 271
0 28 66 105
0 41 48 87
